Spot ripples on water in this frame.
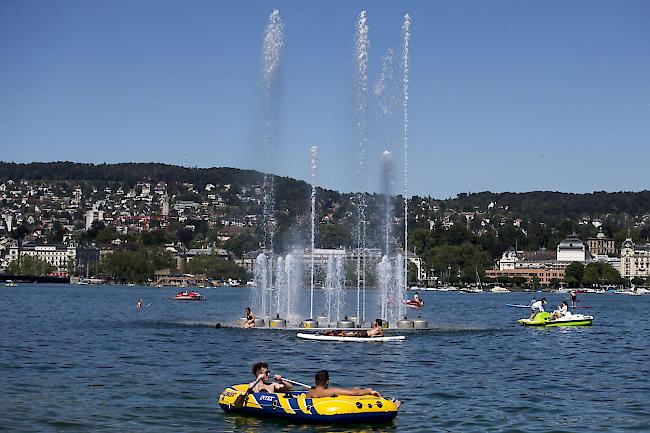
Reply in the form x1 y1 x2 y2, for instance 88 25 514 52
1 285 648 432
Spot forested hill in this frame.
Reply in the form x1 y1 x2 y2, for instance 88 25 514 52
440 191 650 225
0 162 265 188
1 161 649 223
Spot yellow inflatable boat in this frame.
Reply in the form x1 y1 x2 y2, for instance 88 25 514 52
219 384 399 423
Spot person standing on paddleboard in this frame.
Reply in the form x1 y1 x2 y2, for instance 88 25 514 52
570 290 577 308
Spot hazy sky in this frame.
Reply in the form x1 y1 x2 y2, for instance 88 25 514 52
1 0 648 198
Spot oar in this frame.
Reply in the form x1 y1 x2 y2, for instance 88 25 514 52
234 377 262 408
282 378 312 389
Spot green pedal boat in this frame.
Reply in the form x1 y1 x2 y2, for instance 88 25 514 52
518 311 593 327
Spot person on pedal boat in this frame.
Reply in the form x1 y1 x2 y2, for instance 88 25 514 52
551 301 569 320
248 362 293 393
529 298 547 320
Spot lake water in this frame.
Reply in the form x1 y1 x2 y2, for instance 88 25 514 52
1 284 648 432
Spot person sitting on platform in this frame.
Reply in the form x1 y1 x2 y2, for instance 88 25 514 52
249 362 293 393
364 318 385 337
325 318 385 338
243 307 256 328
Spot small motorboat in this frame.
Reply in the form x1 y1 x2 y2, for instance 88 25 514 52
5 280 18 287
518 311 593 327
172 290 206 301
219 384 399 423
404 298 424 309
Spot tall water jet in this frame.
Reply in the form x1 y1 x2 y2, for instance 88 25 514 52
394 253 406 319
401 14 411 295
324 255 346 323
377 255 391 320
354 10 369 323
381 150 395 256
274 255 286 317
374 48 396 120
257 10 285 318
377 254 406 324
253 253 269 320
309 146 318 319
275 253 302 324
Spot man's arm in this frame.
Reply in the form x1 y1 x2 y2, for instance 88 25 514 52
273 374 293 391
325 386 380 397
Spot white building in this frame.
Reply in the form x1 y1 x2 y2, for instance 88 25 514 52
9 241 76 275
556 233 589 262
619 238 650 279
498 247 518 270
85 208 105 230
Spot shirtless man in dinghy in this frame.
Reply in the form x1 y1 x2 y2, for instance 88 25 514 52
307 370 401 408
248 362 294 393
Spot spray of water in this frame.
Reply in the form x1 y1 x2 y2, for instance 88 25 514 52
402 14 411 296
374 48 397 119
309 145 317 319
381 151 395 256
324 255 346 324
255 9 285 318
355 10 369 323
377 255 391 320
253 253 268 319
275 253 303 324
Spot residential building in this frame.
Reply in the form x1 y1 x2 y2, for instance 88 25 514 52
586 231 616 256
619 238 650 279
9 241 76 275
485 267 566 285
85 208 105 230
8 241 99 276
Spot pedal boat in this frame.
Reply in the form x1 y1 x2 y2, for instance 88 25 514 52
171 290 205 301
219 384 399 424
518 311 593 327
404 299 423 309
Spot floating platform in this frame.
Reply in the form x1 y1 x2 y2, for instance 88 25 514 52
297 332 406 342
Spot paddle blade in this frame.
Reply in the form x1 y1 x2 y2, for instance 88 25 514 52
233 392 249 408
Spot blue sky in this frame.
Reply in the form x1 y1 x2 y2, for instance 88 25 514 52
1 0 648 198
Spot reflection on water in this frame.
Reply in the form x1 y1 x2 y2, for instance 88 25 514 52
0 285 649 432
224 413 397 433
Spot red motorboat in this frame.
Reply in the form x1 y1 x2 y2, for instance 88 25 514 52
404 298 424 309
172 290 206 301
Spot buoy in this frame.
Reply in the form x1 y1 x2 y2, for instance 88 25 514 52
301 319 318 329
254 318 265 327
315 315 328 327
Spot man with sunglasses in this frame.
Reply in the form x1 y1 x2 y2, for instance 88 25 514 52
249 362 294 393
